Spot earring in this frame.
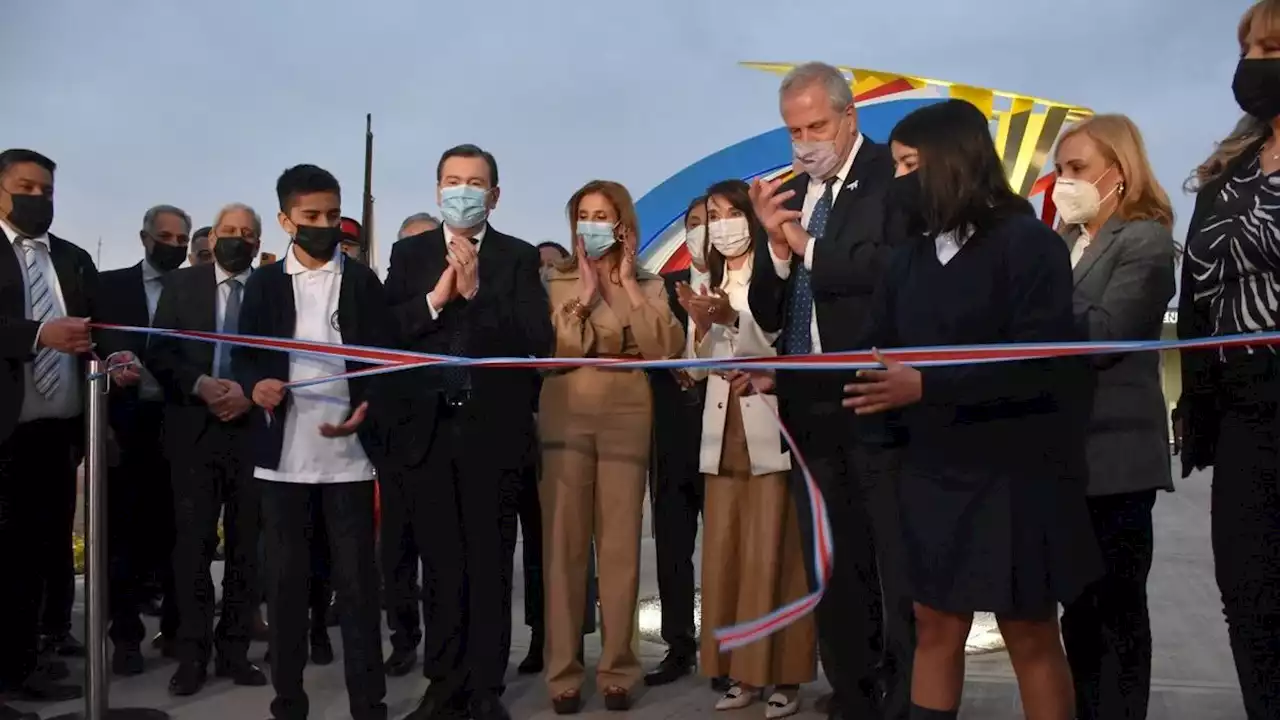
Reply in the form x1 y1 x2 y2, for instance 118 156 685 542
1117 182 1126 196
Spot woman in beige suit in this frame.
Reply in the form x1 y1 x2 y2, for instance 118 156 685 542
539 180 685 714
681 180 816 718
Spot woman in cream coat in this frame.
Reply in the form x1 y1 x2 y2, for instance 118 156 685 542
539 180 685 714
680 180 816 718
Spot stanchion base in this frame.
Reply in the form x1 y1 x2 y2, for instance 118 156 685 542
47 709 172 720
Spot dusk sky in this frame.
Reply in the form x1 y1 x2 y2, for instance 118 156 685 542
0 0 1246 273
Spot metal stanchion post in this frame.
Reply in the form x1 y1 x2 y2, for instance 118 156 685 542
50 360 170 720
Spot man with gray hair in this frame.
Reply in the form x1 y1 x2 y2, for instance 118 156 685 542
94 203 194 674
745 62 911 720
398 212 440 240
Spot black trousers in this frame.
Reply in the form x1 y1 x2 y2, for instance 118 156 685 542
378 469 422 652
1209 356 1280 720
108 403 178 647
310 503 333 635
1061 489 1157 720
0 416 79 689
786 406 911 720
261 480 385 720
649 378 704 657
171 424 259 666
411 408 522 696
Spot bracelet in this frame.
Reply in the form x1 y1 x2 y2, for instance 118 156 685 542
564 298 591 321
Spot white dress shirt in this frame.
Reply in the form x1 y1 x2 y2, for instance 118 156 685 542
1069 228 1092 268
768 133 865 354
935 227 974 265
191 262 253 394
0 217 81 422
426 223 486 319
254 247 374 485
688 259 790 476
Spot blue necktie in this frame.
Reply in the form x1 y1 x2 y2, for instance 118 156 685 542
216 278 242 379
783 178 836 355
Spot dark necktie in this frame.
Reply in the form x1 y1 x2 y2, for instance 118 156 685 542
442 238 475 403
217 278 242 379
783 178 836 355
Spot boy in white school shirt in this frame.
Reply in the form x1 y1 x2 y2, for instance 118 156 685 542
231 164 398 720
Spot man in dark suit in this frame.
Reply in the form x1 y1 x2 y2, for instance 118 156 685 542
0 148 95 715
147 202 269 695
233 164 397 720
643 239 708 687
94 204 192 674
387 145 551 720
747 63 911 720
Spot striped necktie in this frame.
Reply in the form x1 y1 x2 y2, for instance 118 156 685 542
22 239 60 398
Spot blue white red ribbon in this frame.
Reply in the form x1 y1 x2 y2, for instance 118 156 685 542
88 322 1280 651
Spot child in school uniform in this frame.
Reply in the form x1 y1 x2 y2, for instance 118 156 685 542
232 164 399 720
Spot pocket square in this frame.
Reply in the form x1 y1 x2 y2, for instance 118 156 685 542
846 179 860 190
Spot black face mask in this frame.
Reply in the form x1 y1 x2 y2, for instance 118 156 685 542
886 171 927 234
1233 58 1280 120
213 236 256 274
4 193 54 238
293 225 344 262
147 238 187 272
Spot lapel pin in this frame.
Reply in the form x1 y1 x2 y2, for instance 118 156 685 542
847 180 859 190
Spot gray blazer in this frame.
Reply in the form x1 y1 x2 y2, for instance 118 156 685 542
1065 217 1176 497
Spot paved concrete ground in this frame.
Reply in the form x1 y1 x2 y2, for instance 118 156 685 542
21 465 1246 719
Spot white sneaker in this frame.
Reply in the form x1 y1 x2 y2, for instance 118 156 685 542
715 685 758 711
764 691 800 719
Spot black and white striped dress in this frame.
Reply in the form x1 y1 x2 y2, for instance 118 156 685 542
1187 152 1280 357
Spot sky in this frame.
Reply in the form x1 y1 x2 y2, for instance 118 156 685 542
0 0 1249 274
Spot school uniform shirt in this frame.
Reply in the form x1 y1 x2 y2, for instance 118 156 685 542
253 249 374 484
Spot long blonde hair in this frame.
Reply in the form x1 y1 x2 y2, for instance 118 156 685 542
1187 0 1280 192
1058 114 1175 229
558 180 639 272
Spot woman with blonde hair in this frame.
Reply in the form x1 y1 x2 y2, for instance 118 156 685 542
680 179 816 718
1051 113 1177 720
1177 2 1280 716
538 180 684 714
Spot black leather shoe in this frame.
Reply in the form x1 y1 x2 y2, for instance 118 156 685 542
169 662 208 696
516 636 543 675
383 648 417 677
14 665 83 702
310 633 334 665
469 691 511 720
112 644 145 676
215 659 267 686
43 632 86 658
404 683 460 720
643 650 694 686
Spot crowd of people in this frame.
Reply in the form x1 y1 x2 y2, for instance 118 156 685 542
1 2 1279 720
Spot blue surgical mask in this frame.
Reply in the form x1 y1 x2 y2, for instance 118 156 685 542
577 221 617 259
439 185 489 229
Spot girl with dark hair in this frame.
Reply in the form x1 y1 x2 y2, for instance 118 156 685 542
681 180 815 717
843 99 1100 720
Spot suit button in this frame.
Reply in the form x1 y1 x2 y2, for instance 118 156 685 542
717 402 724 409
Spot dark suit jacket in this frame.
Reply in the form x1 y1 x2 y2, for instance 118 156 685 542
748 137 895 416
0 226 97 444
148 263 250 457
1065 218 1176 496
1176 136 1268 477
93 262 161 448
230 257 399 472
380 225 551 471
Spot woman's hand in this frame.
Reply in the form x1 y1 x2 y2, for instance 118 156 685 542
683 284 713 334
704 288 736 326
575 235 599 306
724 369 775 397
617 226 639 285
841 349 922 414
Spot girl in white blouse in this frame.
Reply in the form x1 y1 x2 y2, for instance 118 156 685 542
680 180 816 718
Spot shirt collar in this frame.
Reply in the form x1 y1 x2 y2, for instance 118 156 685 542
284 243 344 275
0 216 49 248
444 222 487 248
810 132 864 189
213 262 251 285
141 259 166 283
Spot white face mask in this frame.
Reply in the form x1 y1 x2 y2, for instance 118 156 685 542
708 217 752 258
1052 167 1120 225
685 225 708 268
